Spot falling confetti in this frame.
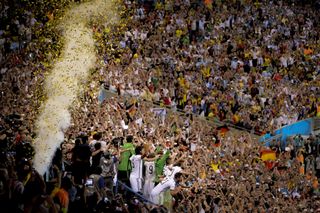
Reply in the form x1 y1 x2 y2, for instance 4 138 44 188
33 0 119 175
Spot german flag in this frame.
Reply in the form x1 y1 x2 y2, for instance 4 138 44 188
260 149 276 161
216 125 230 137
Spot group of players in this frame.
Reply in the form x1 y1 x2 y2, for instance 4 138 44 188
118 141 184 205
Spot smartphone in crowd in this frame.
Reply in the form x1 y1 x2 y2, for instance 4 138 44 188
85 178 93 186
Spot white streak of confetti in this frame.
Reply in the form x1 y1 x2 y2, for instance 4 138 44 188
33 0 118 175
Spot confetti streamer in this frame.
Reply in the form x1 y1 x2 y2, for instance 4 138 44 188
33 0 119 175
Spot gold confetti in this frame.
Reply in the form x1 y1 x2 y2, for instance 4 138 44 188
33 0 120 175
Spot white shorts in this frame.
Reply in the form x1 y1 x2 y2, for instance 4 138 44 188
143 179 155 199
150 178 175 205
130 174 142 192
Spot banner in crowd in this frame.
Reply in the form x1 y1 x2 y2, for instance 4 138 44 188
260 118 316 147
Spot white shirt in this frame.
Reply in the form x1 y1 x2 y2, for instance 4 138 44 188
231 59 238 70
190 143 197 152
151 177 176 196
135 118 143 127
130 155 143 177
199 19 205 31
191 20 197 31
120 120 129 130
144 161 156 180
164 165 182 179
280 56 287 67
90 140 107 150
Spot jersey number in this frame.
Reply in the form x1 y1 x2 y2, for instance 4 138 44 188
148 165 154 175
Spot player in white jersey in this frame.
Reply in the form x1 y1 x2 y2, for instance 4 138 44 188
143 154 157 199
163 165 182 179
163 155 187 182
150 172 183 205
129 146 143 192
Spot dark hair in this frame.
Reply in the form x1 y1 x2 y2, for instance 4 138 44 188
112 137 123 147
81 135 89 144
135 146 143 155
94 142 101 150
126 135 133 143
75 138 81 146
93 132 102 140
174 172 182 180
104 154 111 160
166 157 172 164
61 177 72 190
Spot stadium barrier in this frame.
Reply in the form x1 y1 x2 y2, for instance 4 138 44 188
116 180 156 205
260 117 318 148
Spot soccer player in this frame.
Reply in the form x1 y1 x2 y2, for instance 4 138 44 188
150 172 183 205
143 153 157 199
129 146 143 192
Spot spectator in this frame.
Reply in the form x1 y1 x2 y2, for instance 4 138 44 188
100 151 116 196
52 177 72 213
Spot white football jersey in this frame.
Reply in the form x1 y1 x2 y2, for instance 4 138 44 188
130 155 143 177
144 161 155 180
163 165 182 179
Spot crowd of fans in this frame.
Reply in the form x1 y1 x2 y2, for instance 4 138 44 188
97 0 319 134
0 0 320 212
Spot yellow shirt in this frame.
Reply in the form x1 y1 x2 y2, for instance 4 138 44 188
252 105 261 113
178 77 186 87
263 57 271 66
192 97 201 105
155 2 163 9
201 66 210 78
182 93 187 103
211 162 220 172
233 114 240 123
176 29 183 38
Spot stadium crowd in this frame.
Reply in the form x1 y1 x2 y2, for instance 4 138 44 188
98 0 320 134
0 0 320 213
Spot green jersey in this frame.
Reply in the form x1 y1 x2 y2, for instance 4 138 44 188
118 143 135 171
155 150 170 182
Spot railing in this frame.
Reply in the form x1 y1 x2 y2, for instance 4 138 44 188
116 180 156 205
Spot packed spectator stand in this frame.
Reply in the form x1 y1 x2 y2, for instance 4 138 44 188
0 0 320 212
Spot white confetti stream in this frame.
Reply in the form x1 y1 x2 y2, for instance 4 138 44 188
33 0 119 175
